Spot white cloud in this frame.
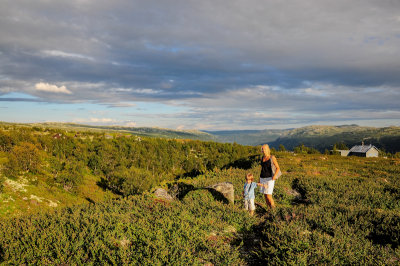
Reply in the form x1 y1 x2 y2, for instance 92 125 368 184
193 123 214 130
105 102 136 108
124 122 137 127
72 117 115 123
89 118 114 123
132 88 162 94
35 82 72 94
42 50 94 61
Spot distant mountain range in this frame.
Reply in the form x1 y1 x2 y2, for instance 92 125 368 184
3 122 400 153
208 125 400 153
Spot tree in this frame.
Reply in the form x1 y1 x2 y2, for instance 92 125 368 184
5 142 43 177
0 130 13 152
294 144 320 154
52 158 85 191
278 144 286 152
333 142 348 150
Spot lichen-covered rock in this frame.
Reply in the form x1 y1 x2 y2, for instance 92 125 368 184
207 182 234 204
154 188 174 201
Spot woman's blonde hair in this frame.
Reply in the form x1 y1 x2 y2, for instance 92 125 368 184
262 144 271 156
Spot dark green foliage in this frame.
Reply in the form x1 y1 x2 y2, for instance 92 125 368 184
0 129 14 152
0 195 253 265
182 189 215 206
251 208 398 265
86 138 258 196
333 141 349 150
50 158 85 190
198 156 400 265
0 125 258 196
4 142 43 177
247 154 400 265
293 144 320 154
106 166 154 195
278 144 286 152
1 124 400 264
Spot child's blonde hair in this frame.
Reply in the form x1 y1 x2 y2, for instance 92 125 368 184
246 173 254 180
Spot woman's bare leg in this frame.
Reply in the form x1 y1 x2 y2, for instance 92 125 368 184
264 194 275 208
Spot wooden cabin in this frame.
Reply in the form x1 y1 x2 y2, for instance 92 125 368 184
348 144 379 157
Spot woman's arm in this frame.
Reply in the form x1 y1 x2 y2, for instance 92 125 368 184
272 156 280 180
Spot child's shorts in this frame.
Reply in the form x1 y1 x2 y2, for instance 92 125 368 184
260 177 275 195
244 198 255 211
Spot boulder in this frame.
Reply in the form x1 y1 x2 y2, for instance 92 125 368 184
207 182 234 204
154 188 174 201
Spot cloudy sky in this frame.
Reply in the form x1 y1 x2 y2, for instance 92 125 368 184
0 0 399 130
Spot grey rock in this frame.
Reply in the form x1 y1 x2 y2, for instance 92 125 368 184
154 188 174 201
207 182 234 204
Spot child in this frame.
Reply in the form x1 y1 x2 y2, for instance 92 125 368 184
243 173 267 216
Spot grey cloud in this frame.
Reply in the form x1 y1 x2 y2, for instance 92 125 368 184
157 83 400 128
0 0 399 128
0 98 44 102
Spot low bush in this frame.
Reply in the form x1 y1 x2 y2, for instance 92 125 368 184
0 195 255 265
1 124 400 264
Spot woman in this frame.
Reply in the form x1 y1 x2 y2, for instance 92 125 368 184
259 144 280 208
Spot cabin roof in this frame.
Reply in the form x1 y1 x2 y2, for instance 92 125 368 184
349 144 378 153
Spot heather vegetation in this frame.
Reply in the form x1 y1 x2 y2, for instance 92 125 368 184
0 124 399 264
0 125 257 197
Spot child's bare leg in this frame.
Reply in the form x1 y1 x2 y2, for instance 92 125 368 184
249 210 254 216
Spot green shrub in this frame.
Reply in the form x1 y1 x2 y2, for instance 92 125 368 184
294 144 321 154
103 166 156 196
4 142 43 177
1 126 400 264
0 129 13 152
0 195 249 265
53 159 85 191
182 189 215 205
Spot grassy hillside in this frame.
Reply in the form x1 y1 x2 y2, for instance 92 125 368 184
3 122 400 153
205 129 286 146
0 122 400 264
0 124 258 217
29 122 216 142
1 153 399 264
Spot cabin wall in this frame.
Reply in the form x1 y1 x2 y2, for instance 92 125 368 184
366 149 379 157
340 150 350 156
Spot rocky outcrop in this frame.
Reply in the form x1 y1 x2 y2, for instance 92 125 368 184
207 182 234 204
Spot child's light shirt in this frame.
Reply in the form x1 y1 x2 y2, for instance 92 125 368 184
243 182 258 200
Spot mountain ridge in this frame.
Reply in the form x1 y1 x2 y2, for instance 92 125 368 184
2 121 400 152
